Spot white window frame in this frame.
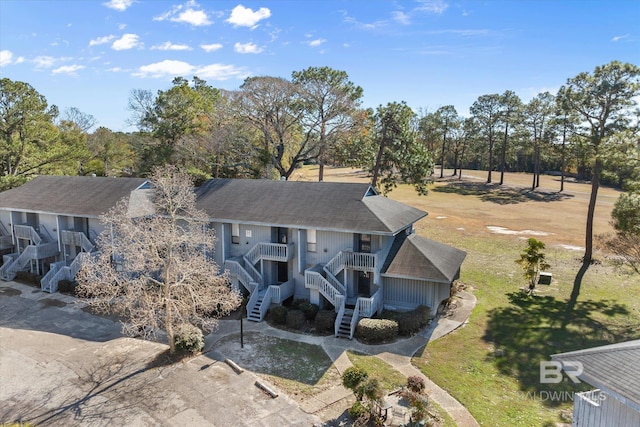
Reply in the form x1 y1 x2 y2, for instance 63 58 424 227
307 229 317 252
231 223 240 244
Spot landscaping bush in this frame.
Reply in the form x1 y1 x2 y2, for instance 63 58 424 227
286 309 306 329
14 271 42 286
355 318 398 343
315 310 336 333
298 301 319 320
406 375 426 393
348 400 368 419
268 305 288 325
396 305 431 336
173 323 204 354
57 280 77 294
342 366 369 393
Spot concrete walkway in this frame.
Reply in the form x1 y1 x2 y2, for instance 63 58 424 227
208 291 479 427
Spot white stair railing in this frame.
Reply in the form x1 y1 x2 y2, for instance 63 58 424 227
349 302 361 339
41 261 66 292
224 259 258 293
242 255 263 285
14 225 41 245
357 289 383 318
0 245 36 281
39 224 55 243
334 297 346 336
305 270 343 308
258 286 273 321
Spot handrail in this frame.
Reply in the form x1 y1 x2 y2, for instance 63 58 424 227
89 228 99 243
246 285 262 318
245 242 290 265
349 302 360 339
61 230 94 253
41 261 65 292
14 225 41 245
225 259 257 293
39 224 55 243
357 289 383 318
0 245 37 280
242 255 263 285
0 220 9 236
305 270 343 308
259 287 273 320
270 278 295 304
322 267 347 295
334 297 345 336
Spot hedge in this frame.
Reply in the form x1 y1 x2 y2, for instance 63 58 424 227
355 318 398 343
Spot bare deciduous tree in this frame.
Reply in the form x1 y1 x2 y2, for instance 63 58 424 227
76 165 241 354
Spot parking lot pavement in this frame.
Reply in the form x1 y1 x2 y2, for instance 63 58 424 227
0 282 322 426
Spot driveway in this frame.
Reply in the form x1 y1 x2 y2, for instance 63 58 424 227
0 282 322 426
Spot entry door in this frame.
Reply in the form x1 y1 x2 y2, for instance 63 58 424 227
357 271 371 296
275 227 288 244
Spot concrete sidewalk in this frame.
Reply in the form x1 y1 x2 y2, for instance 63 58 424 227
208 291 479 426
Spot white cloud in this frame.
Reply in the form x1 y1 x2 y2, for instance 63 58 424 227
227 5 271 28
308 38 326 47
154 1 212 26
133 59 195 78
111 33 142 50
89 35 116 46
392 11 411 25
151 41 192 51
196 63 250 80
201 43 223 52
415 0 449 14
103 0 135 11
133 59 249 80
34 55 60 69
52 64 85 75
612 34 629 42
107 67 124 72
0 50 14 66
234 42 263 54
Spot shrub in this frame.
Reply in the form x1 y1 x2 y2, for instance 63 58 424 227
268 305 288 324
173 323 204 354
15 271 42 285
406 375 426 393
342 366 369 394
315 310 336 333
57 280 77 294
355 318 398 343
286 309 306 329
396 305 431 336
298 301 319 320
348 400 368 419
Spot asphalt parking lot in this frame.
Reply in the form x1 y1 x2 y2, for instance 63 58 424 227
0 282 322 426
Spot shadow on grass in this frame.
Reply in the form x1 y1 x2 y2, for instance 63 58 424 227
483 292 638 407
434 182 574 205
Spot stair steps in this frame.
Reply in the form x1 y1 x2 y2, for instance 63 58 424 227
336 308 354 338
247 290 266 322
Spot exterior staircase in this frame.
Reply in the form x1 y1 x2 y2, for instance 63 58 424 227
0 221 12 251
225 241 293 323
0 225 59 281
305 249 382 339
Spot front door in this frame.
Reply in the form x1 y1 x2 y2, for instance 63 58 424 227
357 271 371 296
274 227 288 244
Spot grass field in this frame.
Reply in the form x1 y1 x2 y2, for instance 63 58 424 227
293 166 640 426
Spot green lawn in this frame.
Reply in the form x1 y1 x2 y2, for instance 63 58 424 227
413 231 640 426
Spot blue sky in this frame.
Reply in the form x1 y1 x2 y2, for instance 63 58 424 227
1 0 639 132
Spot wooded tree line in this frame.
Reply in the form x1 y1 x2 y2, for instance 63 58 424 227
1 62 637 195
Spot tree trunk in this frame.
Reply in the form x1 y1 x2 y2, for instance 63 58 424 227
499 121 509 185
583 157 602 263
371 132 387 190
440 129 446 179
560 121 567 192
487 134 494 184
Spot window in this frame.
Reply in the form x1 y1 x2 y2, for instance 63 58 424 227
307 229 317 252
231 223 240 244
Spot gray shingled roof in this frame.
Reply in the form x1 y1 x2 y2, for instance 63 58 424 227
552 340 640 411
194 179 426 234
0 175 147 218
383 233 467 282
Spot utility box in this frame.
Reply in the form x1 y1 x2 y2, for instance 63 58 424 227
538 272 552 285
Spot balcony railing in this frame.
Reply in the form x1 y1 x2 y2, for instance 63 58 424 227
245 242 292 265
